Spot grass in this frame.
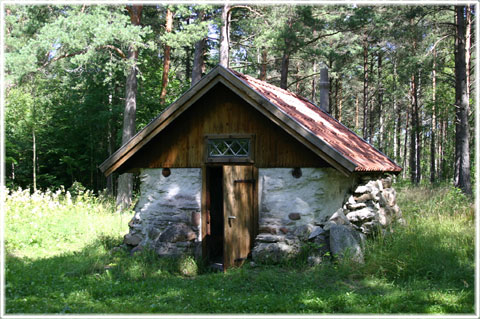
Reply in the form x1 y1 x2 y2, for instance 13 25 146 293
4 184 476 314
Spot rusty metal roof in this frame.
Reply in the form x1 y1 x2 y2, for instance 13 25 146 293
100 66 401 176
230 69 401 173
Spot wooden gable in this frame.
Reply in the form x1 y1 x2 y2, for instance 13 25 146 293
117 83 330 173
100 66 401 177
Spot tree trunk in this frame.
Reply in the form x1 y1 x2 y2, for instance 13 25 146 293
106 85 115 195
393 59 400 162
403 108 409 180
454 6 472 195
219 3 230 68
465 5 471 103
355 95 359 130
191 38 206 86
319 67 329 113
259 47 267 81
191 11 206 86
117 4 142 210
280 50 290 89
295 62 301 93
362 32 369 140
430 48 437 183
368 55 375 144
415 70 422 183
337 78 342 122
160 8 173 105
440 115 447 180
377 52 384 152
311 61 316 103
334 78 339 118
32 126 36 192
409 74 419 184
185 46 192 83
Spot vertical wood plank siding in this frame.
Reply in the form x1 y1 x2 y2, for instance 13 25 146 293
120 83 330 170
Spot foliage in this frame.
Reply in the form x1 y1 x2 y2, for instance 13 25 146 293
4 186 474 314
4 4 475 193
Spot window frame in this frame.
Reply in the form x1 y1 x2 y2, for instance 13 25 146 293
204 134 255 163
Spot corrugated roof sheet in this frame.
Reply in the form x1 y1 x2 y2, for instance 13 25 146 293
230 69 401 173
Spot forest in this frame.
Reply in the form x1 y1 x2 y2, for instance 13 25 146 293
4 4 476 314
4 4 476 200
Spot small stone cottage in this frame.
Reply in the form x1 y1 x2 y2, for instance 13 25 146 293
100 65 402 270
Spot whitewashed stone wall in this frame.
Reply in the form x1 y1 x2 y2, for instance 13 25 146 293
258 168 354 232
252 168 356 263
124 168 202 256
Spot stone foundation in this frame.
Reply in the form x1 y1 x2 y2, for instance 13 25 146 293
252 174 403 264
124 167 402 265
124 168 202 256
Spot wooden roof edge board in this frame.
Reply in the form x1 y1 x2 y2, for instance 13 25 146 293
218 67 357 173
102 76 223 177
216 77 352 177
99 67 224 175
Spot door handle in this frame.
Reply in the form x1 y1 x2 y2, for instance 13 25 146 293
227 215 236 227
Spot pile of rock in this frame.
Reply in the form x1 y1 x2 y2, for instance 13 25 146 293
342 176 404 235
252 176 404 265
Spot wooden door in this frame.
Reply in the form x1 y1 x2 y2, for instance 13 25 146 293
223 165 254 270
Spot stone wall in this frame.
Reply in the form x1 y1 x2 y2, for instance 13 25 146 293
252 174 403 264
123 167 402 266
123 168 202 256
252 168 355 262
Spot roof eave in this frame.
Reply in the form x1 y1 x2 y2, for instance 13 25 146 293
99 66 224 176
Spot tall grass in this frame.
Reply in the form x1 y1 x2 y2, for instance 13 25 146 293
4 185 475 314
362 185 475 283
5 187 130 259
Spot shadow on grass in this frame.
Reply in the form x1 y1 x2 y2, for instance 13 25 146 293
5 229 475 314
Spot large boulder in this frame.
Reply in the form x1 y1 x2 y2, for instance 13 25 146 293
329 224 364 263
157 224 196 243
293 224 315 241
156 242 182 256
124 233 142 246
328 208 351 225
346 208 376 224
251 241 300 264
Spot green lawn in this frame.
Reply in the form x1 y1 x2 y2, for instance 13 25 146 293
4 185 476 314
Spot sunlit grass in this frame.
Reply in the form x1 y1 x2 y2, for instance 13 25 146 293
4 184 475 314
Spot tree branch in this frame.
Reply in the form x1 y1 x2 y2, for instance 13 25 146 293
98 45 127 59
38 49 87 70
229 5 264 17
286 71 322 89
38 45 127 70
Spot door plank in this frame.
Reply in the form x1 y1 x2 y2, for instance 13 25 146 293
223 165 254 270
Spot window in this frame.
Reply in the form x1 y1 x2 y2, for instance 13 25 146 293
205 135 254 163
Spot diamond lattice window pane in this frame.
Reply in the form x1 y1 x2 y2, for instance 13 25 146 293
208 139 250 157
